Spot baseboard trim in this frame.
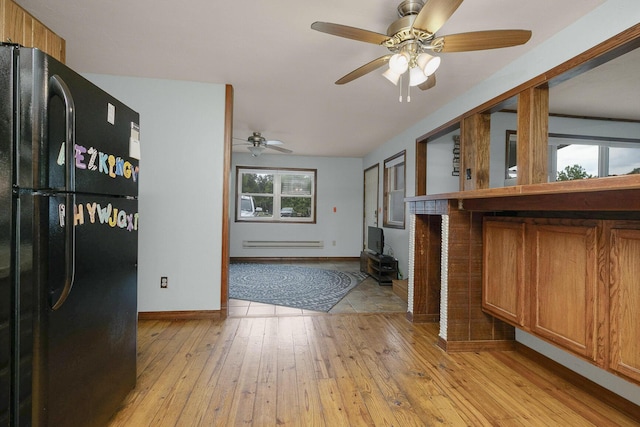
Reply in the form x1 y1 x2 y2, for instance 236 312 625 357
138 310 222 321
437 337 516 352
515 342 640 421
408 313 439 323
230 256 360 263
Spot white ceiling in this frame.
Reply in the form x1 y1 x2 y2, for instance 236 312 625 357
18 0 611 157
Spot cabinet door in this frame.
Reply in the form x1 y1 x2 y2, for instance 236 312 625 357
530 223 598 360
609 228 640 383
483 219 526 325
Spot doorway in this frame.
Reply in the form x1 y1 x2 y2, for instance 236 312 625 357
363 164 380 250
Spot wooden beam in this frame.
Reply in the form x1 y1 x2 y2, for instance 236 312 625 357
220 85 233 318
415 139 427 197
460 113 491 191
517 86 549 185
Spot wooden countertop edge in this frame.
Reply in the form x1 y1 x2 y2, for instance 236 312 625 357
406 175 640 202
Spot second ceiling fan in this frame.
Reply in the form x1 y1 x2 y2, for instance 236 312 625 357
311 0 532 97
234 132 293 157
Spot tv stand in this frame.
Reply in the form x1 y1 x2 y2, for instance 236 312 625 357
360 251 398 285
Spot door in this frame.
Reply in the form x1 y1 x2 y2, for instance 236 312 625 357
609 226 640 383
482 218 526 326
363 164 379 250
32 193 138 427
16 47 140 198
530 222 598 361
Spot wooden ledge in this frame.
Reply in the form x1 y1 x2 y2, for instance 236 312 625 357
407 175 640 212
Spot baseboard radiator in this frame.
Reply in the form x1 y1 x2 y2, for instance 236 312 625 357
242 240 324 249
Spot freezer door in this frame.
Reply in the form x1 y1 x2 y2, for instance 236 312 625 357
32 194 138 427
15 47 140 197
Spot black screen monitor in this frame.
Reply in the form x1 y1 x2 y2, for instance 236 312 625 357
367 226 384 255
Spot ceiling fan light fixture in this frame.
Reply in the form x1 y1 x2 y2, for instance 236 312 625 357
388 52 410 74
248 145 265 157
409 67 429 87
417 53 441 77
382 68 402 85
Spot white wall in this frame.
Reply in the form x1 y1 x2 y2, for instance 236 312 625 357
83 74 226 312
427 129 461 195
231 152 363 258
489 112 518 187
369 0 640 404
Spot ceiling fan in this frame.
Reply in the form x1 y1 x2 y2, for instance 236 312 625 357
234 132 293 156
311 0 532 100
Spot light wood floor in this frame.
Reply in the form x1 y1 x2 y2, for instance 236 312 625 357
108 313 639 426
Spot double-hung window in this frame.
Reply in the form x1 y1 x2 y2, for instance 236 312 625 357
236 167 316 223
384 151 406 229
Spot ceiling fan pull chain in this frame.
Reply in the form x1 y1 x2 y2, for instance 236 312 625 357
399 74 403 102
407 79 412 102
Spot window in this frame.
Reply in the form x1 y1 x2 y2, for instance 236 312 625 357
505 131 640 183
236 167 316 223
384 151 405 229
549 134 640 181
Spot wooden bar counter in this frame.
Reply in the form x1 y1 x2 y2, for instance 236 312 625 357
406 174 640 386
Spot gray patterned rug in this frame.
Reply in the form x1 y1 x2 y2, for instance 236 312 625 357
229 263 367 312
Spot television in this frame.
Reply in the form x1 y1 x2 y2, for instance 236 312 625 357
367 226 384 255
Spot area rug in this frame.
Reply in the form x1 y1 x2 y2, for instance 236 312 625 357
229 263 367 312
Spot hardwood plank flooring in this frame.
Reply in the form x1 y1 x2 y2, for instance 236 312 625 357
108 314 639 426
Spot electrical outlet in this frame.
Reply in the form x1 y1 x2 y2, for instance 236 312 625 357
160 277 168 288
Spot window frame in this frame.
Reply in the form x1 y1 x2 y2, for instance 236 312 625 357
383 150 406 229
235 166 317 223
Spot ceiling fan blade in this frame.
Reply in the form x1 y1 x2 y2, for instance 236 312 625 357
412 0 463 34
266 145 292 154
311 22 390 45
418 74 436 91
433 30 532 53
336 55 392 85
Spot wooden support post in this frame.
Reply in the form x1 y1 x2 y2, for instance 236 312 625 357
410 214 441 323
517 86 549 185
438 201 515 352
460 113 491 191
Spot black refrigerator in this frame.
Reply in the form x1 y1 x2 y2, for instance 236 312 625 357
0 44 140 426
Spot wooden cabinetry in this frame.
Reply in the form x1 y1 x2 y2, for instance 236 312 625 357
530 221 598 361
483 219 526 326
360 251 398 285
1 0 65 62
483 216 640 382
609 225 640 383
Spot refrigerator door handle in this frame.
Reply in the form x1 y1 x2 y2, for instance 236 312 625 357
49 75 77 310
